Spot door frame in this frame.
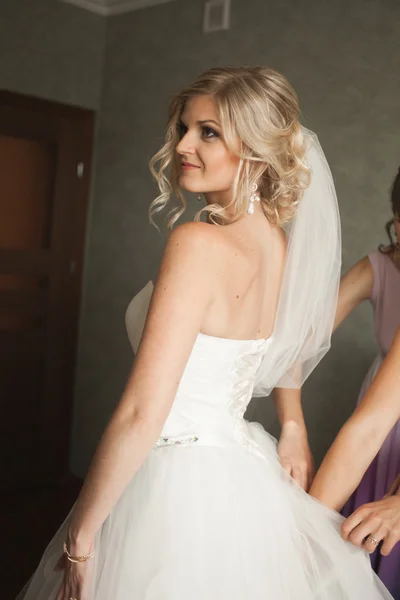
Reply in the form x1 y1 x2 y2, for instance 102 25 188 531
0 90 95 488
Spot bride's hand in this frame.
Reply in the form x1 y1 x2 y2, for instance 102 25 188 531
278 421 315 491
54 541 94 600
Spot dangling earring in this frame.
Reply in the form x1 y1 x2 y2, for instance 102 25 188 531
248 183 260 215
197 194 203 202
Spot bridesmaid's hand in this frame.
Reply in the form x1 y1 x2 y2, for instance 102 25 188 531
278 421 315 491
341 495 400 556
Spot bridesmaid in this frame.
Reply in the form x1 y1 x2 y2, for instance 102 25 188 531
333 167 400 594
310 325 400 598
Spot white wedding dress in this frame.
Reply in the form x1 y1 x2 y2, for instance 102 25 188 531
18 281 393 599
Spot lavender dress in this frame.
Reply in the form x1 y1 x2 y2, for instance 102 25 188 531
342 249 400 598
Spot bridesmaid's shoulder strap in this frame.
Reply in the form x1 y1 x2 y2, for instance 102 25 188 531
367 249 386 305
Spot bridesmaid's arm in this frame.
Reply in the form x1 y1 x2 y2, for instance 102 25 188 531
273 387 315 491
309 326 400 511
274 256 373 492
333 256 373 331
67 223 218 554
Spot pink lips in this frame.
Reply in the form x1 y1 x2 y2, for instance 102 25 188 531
181 161 200 170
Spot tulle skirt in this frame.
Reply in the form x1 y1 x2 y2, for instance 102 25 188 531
18 422 393 599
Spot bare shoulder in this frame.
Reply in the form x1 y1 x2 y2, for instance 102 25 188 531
343 255 373 282
359 255 374 272
351 255 372 272
156 222 224 293
167 221 222 250
164 222 230 266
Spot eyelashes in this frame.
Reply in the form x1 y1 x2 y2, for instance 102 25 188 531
202 126 219 139
177 121 220 140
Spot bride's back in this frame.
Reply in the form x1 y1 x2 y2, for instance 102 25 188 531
199 214 287 341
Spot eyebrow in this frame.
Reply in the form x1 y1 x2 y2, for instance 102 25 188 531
179 118 221 128
197 119 221 127
198 119 220 127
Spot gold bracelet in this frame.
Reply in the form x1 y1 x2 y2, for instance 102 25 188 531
63 541 95 563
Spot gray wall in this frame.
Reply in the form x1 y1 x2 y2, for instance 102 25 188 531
65 0 400 476
0 0 106 109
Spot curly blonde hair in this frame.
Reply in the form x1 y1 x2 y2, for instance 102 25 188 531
149 66 310 228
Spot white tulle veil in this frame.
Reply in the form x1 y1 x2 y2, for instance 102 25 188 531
253 127 341 397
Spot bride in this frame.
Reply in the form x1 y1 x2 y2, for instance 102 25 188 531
19 66 393 599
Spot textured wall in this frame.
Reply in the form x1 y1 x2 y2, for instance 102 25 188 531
71 0 400 476
0 0 105 109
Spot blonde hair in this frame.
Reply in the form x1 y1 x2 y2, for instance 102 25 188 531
149 66 310 229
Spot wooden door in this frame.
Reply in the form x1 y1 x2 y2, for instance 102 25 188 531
0 91 94 491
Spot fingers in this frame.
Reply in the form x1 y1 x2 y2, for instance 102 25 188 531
341 505 372 540
59 561 87 600
342 497 400 556
280 458 309 490
292 465 307 491
351 521 380 548
61 581 78 600
363 527 386 554
280 458 292 474
381 532 398 556
56 560 69 600
342 507 388 554
280 459 293 483
346 515 383 548
291 466 302 486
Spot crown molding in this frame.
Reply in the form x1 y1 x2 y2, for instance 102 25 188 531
59 0 177 16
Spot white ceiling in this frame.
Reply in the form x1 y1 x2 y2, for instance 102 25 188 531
59 0 178 16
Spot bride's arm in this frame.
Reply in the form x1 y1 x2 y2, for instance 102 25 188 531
273 388 315 491
309 326 400 511
67 223 217 554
